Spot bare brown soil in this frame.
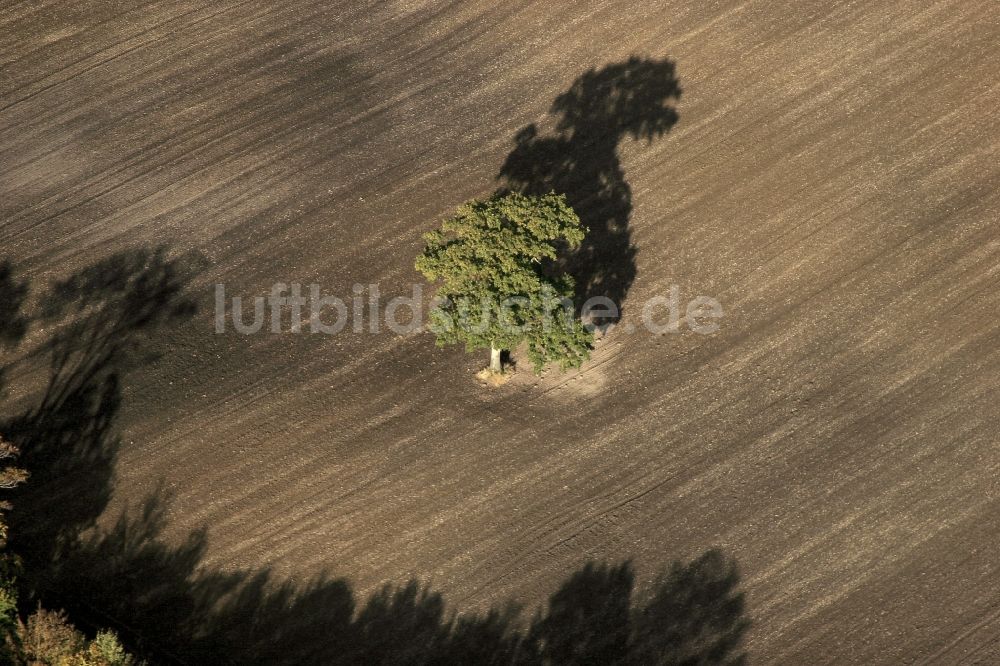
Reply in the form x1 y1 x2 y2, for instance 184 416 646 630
1 0 999 662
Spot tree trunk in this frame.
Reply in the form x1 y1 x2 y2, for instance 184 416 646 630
490 346 503 373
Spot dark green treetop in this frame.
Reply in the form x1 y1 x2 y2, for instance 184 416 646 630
415 192 593 373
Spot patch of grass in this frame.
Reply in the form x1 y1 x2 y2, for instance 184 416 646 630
475 367 513 387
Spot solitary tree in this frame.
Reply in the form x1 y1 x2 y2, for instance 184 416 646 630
416 192 593 374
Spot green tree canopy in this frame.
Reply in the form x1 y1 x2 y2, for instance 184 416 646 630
415 192 593 373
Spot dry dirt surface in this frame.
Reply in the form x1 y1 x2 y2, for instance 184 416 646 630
2 0 999 663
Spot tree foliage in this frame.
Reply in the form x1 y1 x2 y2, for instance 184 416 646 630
415 192 593 372
0 437 133 666
17 608 134 666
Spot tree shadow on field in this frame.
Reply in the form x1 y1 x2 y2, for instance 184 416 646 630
0 261 31 393
0 262 29 349
65 497 750 665
0 250 749 664
498 56 681 314
528 555 748 666
0 247 204 606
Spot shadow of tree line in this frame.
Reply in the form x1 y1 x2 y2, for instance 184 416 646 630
0 246 747 664
0 59 745 665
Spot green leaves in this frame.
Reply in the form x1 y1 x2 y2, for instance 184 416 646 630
416 192 593 373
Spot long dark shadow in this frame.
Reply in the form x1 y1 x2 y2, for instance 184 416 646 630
0 261 30 395
1 248 748 663
0 261 29 350
65 497 750 665
1 247 204 610
498 56 681 314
